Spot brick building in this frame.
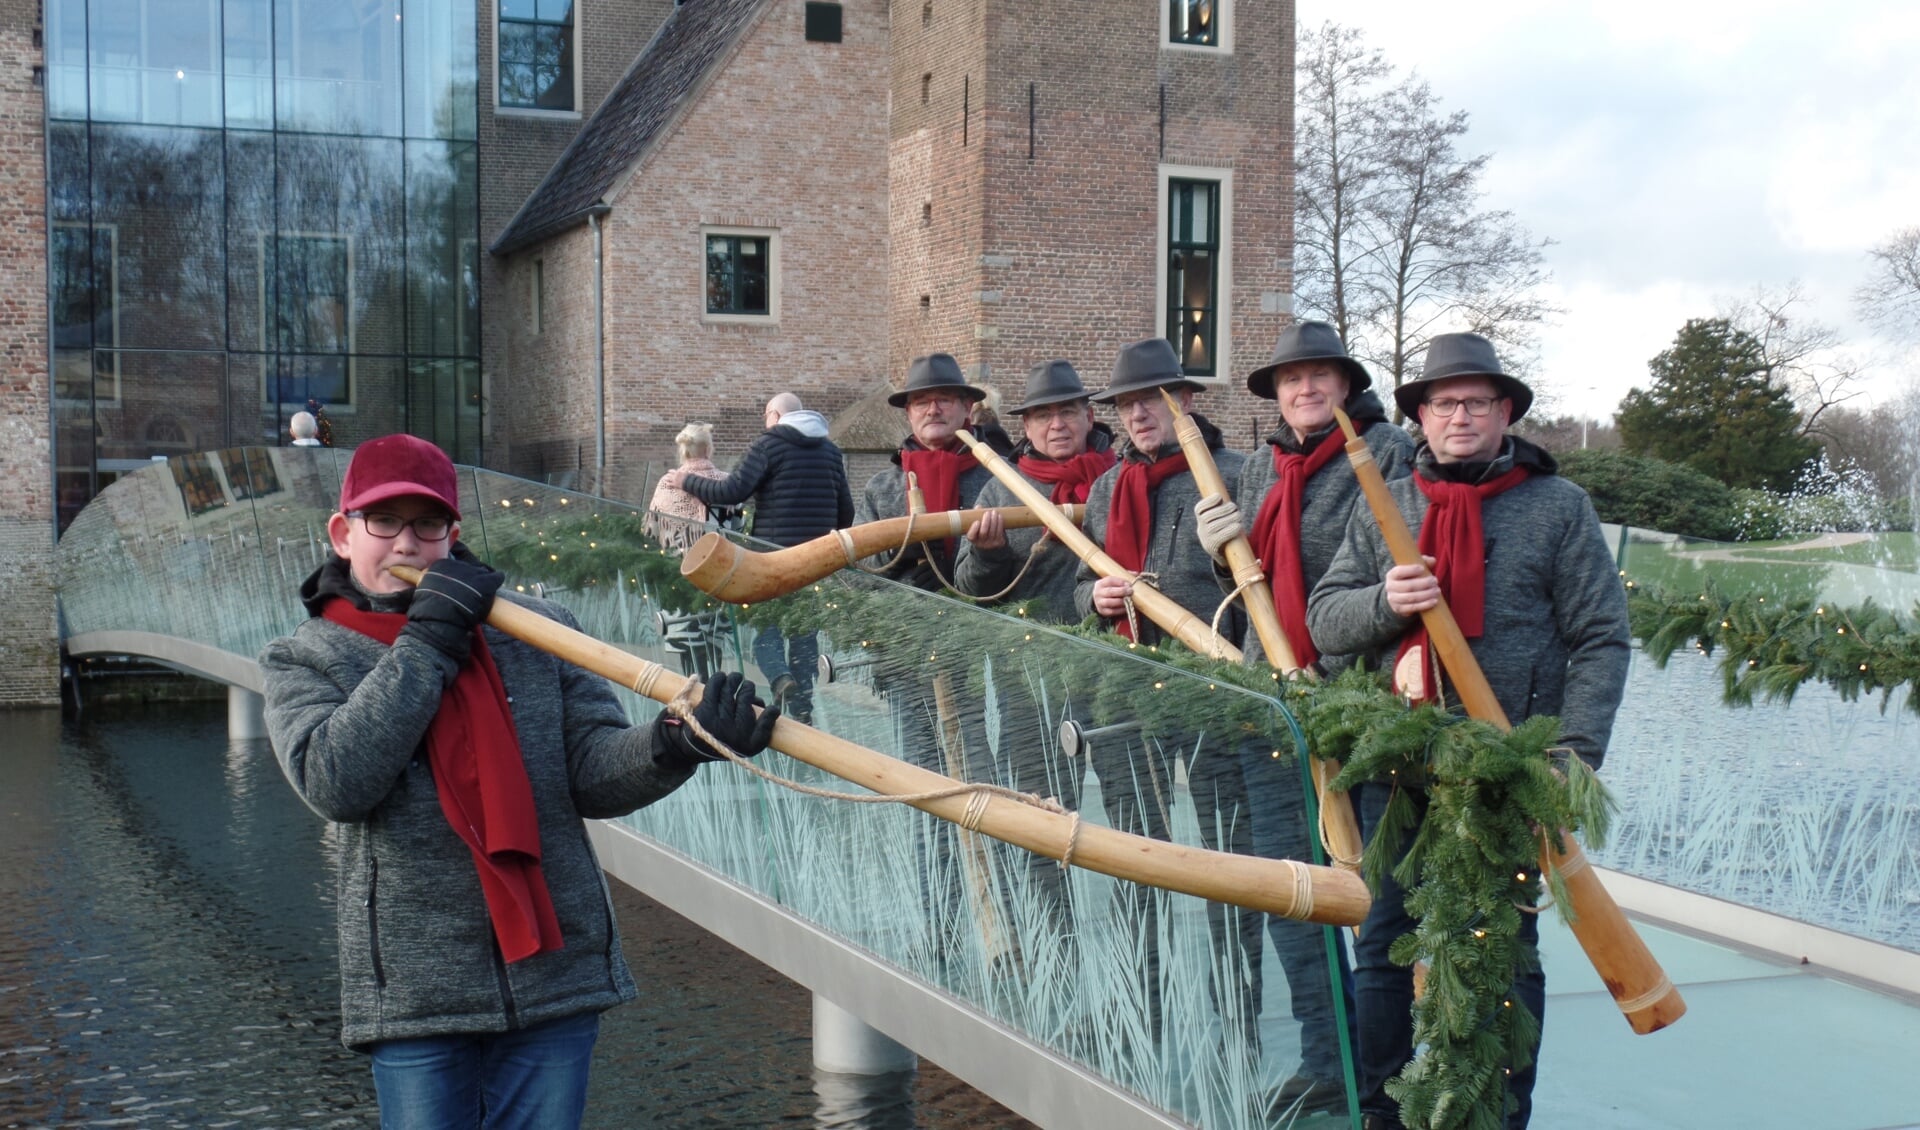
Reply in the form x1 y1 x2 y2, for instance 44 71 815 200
0 0 1298 704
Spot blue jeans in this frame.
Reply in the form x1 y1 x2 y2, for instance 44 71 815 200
753 627 819 705
1239 744 1356 1083
1353 783 1544 1128
369 1011 601 1130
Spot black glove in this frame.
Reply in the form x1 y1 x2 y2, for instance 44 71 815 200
653 671 780 768
401 555 504 661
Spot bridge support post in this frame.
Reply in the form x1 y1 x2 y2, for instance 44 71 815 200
229 686 266 740
812 994 916 1075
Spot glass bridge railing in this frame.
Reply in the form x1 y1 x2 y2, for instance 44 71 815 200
53 447 1358 1130
1594 525 1919 954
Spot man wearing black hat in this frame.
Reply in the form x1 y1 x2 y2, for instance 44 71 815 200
1188 320 1415 1115
955 360 1116 621
1069 337 1262 1047
1307 332 1631 1130
854 353 1010 590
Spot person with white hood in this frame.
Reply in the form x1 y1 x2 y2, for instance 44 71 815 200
666 393 853 721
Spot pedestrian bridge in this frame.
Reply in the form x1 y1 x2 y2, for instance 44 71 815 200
53 447 1920 1129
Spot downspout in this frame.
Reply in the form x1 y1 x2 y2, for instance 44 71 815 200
588 206 610 494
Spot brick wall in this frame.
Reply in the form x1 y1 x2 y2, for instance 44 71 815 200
476 0 675 475
498 0 893 505
892 0 1296 450
0 0 56 705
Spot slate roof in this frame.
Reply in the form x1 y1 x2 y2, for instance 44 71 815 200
828 382 910 454
490 0 773 255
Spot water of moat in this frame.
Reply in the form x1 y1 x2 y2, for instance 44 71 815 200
0 699 1029 1129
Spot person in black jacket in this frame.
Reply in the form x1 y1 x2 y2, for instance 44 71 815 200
668 393 854 721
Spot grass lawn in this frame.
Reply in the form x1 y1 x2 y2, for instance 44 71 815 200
1620 531 1920 610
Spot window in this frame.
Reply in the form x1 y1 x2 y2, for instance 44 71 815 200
263 233 355 406
499 0 576 112
1165 177 1220 376
703 227 779 322
804 2 842 43
51 222 121 405
1165 0 1230 51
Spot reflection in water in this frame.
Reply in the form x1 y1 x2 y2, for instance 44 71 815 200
0 704 1027 1128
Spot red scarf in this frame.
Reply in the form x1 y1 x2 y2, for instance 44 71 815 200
900 445 978 558
323 600 564 963
1017 449 1117 505
1249 432 1346 667
1392 467 1530 703
1104 452 1191 641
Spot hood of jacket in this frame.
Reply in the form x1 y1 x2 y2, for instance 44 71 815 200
773 409 831 443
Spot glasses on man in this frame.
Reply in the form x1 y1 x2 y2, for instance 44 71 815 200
1424 396 1503 418
348 510 454 541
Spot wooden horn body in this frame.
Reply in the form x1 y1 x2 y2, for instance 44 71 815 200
388 565 1367 926
1160 390 1364 872
1330 406 1685 1035
953 429 1240 661
680 504 1083 604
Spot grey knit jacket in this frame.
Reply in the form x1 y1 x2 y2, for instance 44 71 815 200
259 564 694 1049
952 427 1116 624
1229 391 1415 670
1305 438 1631 768
855 437 1001 592
1073 415 1247 649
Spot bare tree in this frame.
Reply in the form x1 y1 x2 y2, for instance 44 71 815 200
1294 23 1557 402
1719 282 1866 440
1857 226 1920 342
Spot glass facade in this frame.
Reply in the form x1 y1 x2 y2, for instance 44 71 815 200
46 0 481 532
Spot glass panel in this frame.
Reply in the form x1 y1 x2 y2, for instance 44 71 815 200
1170 0 1217 46
404 0 477 140
275 0 403 135
500 0 534 21
706 238 735 313
224 0 275 129
405 140 480 357
273 133 407 356
87 0 224 126
534 0 570 23
531 25 573 110
46 0 90 119
94 350 230 472
89 123 226 351
225 129 274 351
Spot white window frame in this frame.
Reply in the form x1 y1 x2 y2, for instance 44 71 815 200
1155 164 1232 384
493 0 583 119
258 230 358 411
1161 0 1231 55
700 225 781 326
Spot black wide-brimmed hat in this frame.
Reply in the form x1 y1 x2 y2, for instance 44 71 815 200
1011 360 1093 413
1393 332 1534 423
1089 338 1205 404
1245 320 1372 400
888 353 987 408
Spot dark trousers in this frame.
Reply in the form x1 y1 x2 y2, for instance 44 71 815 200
1353 783 1544 1129
1239 745 1356 1083
752 627 819 708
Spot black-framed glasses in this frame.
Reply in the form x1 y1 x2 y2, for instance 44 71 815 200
348 510 454 541
1424 396 1503 418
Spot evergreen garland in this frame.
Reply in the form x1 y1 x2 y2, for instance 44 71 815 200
479 504 1613 1128
1626 579 1920 713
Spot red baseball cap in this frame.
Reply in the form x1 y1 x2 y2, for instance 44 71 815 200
338 434 463 519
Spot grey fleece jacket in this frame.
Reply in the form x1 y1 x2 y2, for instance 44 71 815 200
1305 437 1631 768
1072 416 1247 649
1229 390 1415 670
260 572 694 1049
952 427 1116 623
855 439 999 592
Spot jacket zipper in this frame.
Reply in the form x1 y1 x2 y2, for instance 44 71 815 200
366 853 386 988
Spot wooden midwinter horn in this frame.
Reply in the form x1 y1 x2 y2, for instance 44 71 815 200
680 505 1083 604
388 564 1369 926
952 429 1240 661
1159 388 1365 873
1329 405 1685 1035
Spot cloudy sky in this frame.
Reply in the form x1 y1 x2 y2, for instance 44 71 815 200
1295 0 1920 421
